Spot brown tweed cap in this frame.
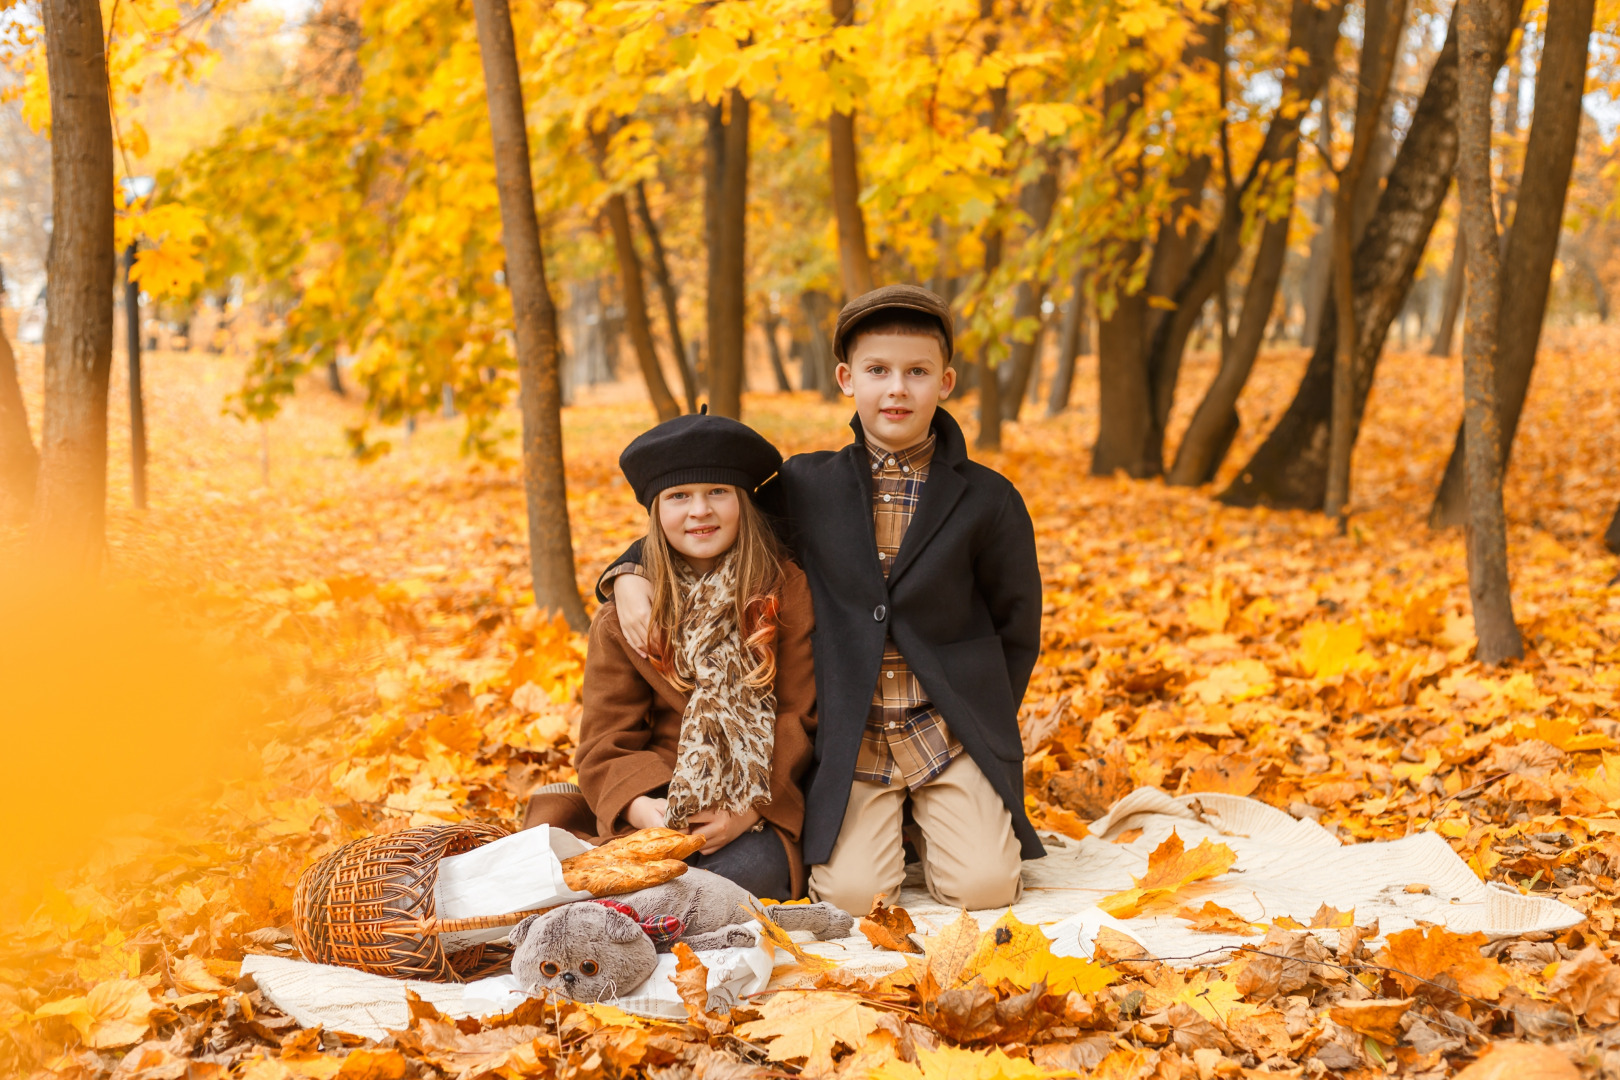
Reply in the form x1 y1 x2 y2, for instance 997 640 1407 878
832 284 955 364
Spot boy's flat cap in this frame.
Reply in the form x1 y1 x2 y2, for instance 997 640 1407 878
833 284 954 364
619 413 783 509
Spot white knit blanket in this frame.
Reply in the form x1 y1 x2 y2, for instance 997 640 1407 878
802 788 1583 976
246 790 1583 1038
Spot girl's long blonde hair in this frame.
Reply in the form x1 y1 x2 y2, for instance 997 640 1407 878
644 490 786 691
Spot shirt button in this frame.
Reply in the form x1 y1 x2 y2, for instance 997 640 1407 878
881 493 892 503
885 671 895 679
871 462 878 471
887 722 897 729
887 457 896 466
874 604 887 622
902 465 911 473
876 552 886 560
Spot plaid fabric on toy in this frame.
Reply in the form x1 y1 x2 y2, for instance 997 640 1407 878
590 898 685 948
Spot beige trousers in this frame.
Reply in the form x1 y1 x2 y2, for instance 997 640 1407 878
808 753 1024 914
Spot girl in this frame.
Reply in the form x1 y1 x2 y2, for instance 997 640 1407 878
525 414 816 899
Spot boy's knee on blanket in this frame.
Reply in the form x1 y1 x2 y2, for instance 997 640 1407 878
923 842 1023 910
806 866 901 917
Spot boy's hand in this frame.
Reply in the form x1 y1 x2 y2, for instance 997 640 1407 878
684 808 761 855
613 574 654 657
626 795 668 831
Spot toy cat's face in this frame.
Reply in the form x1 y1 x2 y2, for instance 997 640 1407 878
509 903 657 1003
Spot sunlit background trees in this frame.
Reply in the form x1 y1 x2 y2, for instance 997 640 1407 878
2 0 1619 648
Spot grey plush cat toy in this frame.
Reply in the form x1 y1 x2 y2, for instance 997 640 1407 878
508 868 852 1003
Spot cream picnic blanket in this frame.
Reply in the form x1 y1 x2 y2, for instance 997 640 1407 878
799 788 1584 976
244 790 1583 1038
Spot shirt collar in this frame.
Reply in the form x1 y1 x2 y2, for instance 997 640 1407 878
868 434 936 473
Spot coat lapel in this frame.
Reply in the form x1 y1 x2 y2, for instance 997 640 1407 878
837 439 885 569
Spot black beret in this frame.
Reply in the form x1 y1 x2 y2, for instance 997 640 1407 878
619 413 783 509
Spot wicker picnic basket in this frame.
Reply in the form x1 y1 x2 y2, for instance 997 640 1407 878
293 821 554 982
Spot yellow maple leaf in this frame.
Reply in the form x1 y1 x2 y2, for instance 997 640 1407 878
748 906 833 973
1515 715 1614 752
35 979 158 1049
734 991 883 1075
1186 578 1232 634
1185 753 1264 796
171 954 226 994
963 912 1116 994
1375 927 1512 1001
1183 659 1273 704
1142 968 1244 1024
874 1044 1068 1080
916 909 982 989
1177 901 1261 935
1013 102 1083 142
1024 796 1091 840
1297 621 1366 680
1453 1042 1582 1080
1098 831 1238 917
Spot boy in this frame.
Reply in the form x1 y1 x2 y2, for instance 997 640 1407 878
602 284 1043 911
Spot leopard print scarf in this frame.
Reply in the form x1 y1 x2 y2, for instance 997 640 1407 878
663 551 777 831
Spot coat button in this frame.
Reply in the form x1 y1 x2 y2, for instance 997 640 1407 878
874 604 887 622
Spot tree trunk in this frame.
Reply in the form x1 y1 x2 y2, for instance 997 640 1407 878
976 222 1004 451
1219 2 1521 509
1324 0 1410 525
828 0 875 299
974 53 1009 453
1429 231 1466 356
1304 66 1402 349
705 92 749 419
326 358 347 395
632 182 697 413
763 308 793 391
471 0 587 629
0 276 38 520
1455 0 1523 663
592 131 681 423
1496 29 1527 229
1428 0 1592 529
1300 168 1335 348
1605 500 1620 555
1141 0 1344 472
800 290 840 402
1046 268 1087 417
1168 6 1314 488
1137 19 1224 463
1091 67 1151 476
1168 210 1293 486
31 0 116 570
124 244 147 510
1001 161 1059 420
703 105 722 403
603 189 680 421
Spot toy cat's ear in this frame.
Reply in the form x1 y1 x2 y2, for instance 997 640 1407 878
606 913 645 944
508 913 543 947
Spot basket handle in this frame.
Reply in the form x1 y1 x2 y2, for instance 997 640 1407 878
416 903 564 936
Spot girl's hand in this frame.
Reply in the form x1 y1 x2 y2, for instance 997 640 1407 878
626 795 668 831
684 808 762 855
613 575 655 657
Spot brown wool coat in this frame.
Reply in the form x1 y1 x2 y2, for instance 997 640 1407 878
574 561 817 898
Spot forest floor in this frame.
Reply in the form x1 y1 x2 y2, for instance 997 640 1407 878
1 327 1619 1080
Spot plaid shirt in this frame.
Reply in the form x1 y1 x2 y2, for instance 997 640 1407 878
852 436 963 789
